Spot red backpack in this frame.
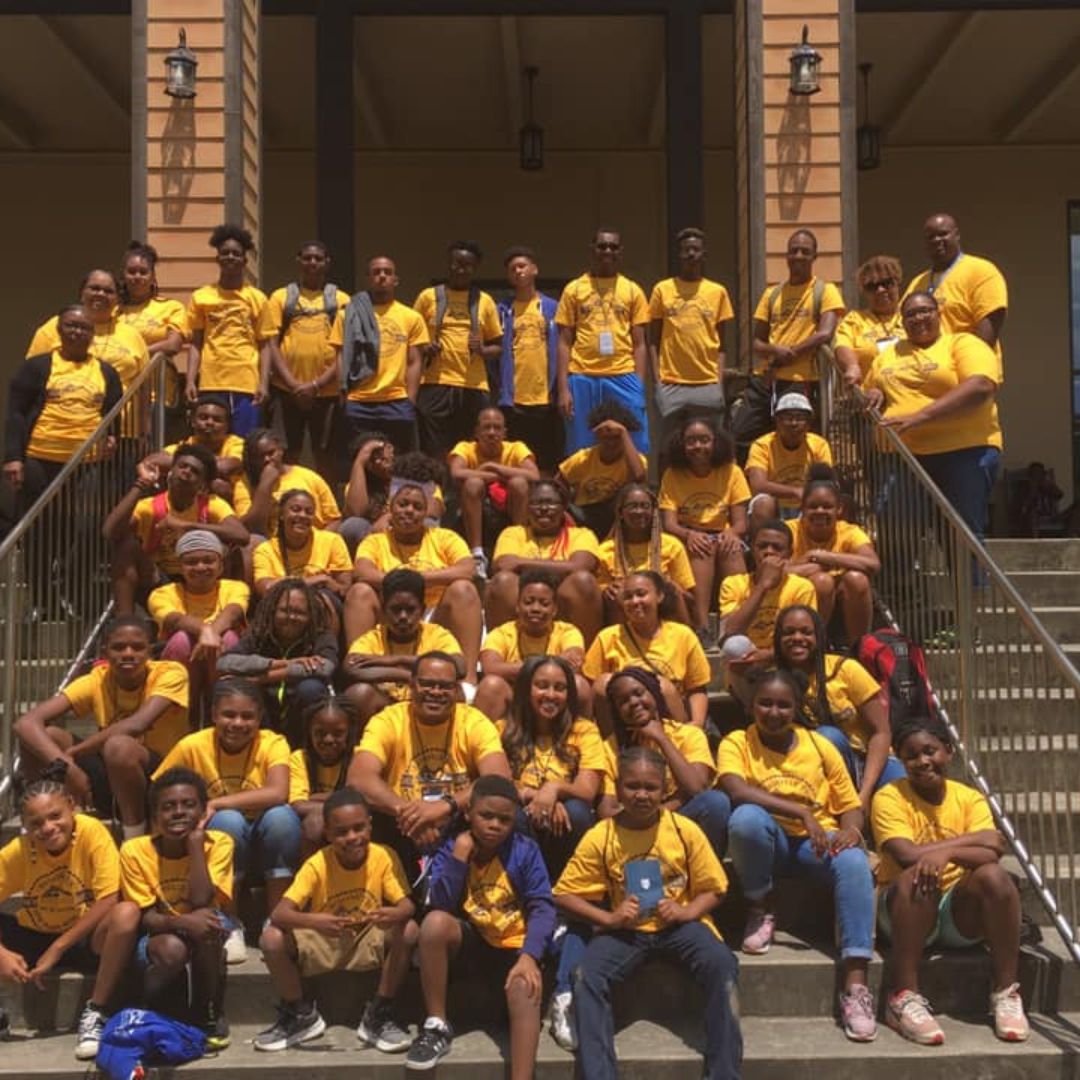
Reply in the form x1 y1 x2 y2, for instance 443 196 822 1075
145 491 210 553
855 628 938 735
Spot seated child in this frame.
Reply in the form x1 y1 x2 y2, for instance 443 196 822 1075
872 715 1028 1046
553 746 741 1078
14 615 189 834
557 401 647 540
409 775 554 1075
118 768 233 1048
475 569 587 722
256 788 418 1053
0 780 133 1061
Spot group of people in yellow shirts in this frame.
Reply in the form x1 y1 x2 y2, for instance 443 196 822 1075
0 210 1024 1077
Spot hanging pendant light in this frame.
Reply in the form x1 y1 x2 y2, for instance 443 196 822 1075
857 62 882 171
519 66 544 172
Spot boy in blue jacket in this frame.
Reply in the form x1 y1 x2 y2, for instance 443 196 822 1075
407 774 554 1075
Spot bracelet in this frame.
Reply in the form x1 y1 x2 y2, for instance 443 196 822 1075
441 793 457 816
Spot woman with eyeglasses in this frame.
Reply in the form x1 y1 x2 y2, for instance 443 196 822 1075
834 256 905 391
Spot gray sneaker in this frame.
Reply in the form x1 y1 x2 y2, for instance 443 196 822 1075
357 998 410 1053
253 1002 326 1052
406 1017 453 1071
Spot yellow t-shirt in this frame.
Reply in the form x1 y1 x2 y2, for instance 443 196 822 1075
463 851 528 949
648 277 734 385
187 284 268 394
357 701 504 800
346 621 462 703
355 527 471 608
510 295 549 405
63 661 190 758
497 717 606 788
788 518 874 573
596 533 695 592
260 285 350 394
833 308 904 377
559 447 648 507
481 620 584 664
288 748 352 803
329 299 429 403
147 579 250 634
717 725 860 836
130 492 237 577
154 728 291 817
232 464 341 532
752 278 845 381
808 654 881 754
25 352 108 462
117 297 190 348
554 811 727 936
555 273 649 377
872 778 994 893
745 432 834 510
904 254 1007 380
863 332 1003 456
414 287 501 390
163 434 245 463
599 723 715 802
0 815 119 933
253 529 351 582
284 843 409 916
718 572 818 649
493 524 600 563
659 464 751 532
119 831 233 914
583 622 711 694
27 317 149 391
449 439 534 470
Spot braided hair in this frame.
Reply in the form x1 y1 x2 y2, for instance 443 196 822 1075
241 427 282 490
299 693 360 799
610 482 662 577
18 778 71 818
248 578 328 650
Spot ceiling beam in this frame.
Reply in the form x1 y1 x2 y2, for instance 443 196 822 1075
37 15 130 122
878 11 981 139
996 35 1080 142
499 16 523 145
0 89 37 148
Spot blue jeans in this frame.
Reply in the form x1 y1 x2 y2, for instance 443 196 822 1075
727 802 874 960
678 789 732 860
565 372 649 455
815 725 906 792
574 923 741 1080
516 797 594 881
917 445 1000 544
208 805 302 882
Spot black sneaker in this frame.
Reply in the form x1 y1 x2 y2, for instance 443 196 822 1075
253 1002 325 1053
406 1017 453 1071
0 1006 10 1038
357 998 410 1053
202 1011 232 1052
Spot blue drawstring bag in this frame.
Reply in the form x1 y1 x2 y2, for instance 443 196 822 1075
96 1008 207 1080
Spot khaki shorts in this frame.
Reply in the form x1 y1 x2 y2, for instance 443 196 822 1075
293 925 386 977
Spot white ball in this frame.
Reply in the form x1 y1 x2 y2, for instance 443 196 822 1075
721 634 755 661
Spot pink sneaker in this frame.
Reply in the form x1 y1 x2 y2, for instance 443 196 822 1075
886 990 944 1046
839 984 878 1042
742 911 776 954
990 983 1029 1042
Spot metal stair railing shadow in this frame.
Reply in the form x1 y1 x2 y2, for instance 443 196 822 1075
0 355 168 812
824 375 1080 966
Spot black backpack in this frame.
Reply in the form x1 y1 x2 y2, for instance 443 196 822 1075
855 628 938 734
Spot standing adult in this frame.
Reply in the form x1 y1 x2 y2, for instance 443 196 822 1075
555 230 650 456
834 256 905 390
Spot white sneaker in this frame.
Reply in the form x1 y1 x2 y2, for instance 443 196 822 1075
74 1002 107 1060
549 991 577 1051
225 925 248 964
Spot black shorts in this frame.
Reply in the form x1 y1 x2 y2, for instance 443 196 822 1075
453 920 519 981
416 386 491 458
0 913 98 971
78 745 163 818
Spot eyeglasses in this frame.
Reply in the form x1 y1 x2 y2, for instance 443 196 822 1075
864 278 897 291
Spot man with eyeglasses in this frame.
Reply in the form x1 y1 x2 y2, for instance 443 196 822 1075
835 256 905 390
555 229 651 457
348 651 511 878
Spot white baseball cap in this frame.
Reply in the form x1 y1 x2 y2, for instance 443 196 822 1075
774 392 814 414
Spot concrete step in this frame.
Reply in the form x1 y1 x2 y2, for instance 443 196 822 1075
968 735 1080 792
1002 571 1080 608
976 607 1080 646
926 642 1080 686
936 688 1078 733
987 538 1080 573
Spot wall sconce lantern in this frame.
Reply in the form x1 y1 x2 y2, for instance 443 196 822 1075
789 25 822 96
164 29 198 99
857 62 882 171
519 66 544 171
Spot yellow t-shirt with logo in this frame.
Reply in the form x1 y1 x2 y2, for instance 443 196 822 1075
288 748 352 803
807 654 881 754
260 286 350 395
27 317 149 392
510 296 549 405
718 572 818 649
555 273 649 377
872 778 994 893
752 278 845 381
449 439 534 471
357 701 504 800
147 579 250 634
119 831 233 914
329 299 429 403
187 284 268 394
904 254 1007 381
717 725 860 836
346 622 463 703
118 297 190 348
583 621 711 694
659 464 751 532
834 308 904 377
63 660 190 758
745 432 834 510
284 843 409 916
554 811 727 936
559 447 648 507
253 529 351 583
463 851 529 949
599 723 715 802
153 728 291 817
648 277 734 384
130 492 237 577
355 527 471 608
25 353 108 462
493 524 600 563
414 287 501 391
596 534 695 592
788 518 874 573
0 815 119 933
862 332 1003 456
164 434 245 464
231 464 341 532
481 620 584 664
497 717 606 788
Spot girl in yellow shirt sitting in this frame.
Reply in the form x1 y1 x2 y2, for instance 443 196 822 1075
787 468 880 643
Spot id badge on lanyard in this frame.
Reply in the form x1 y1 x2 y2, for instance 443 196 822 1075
598 331 615 357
